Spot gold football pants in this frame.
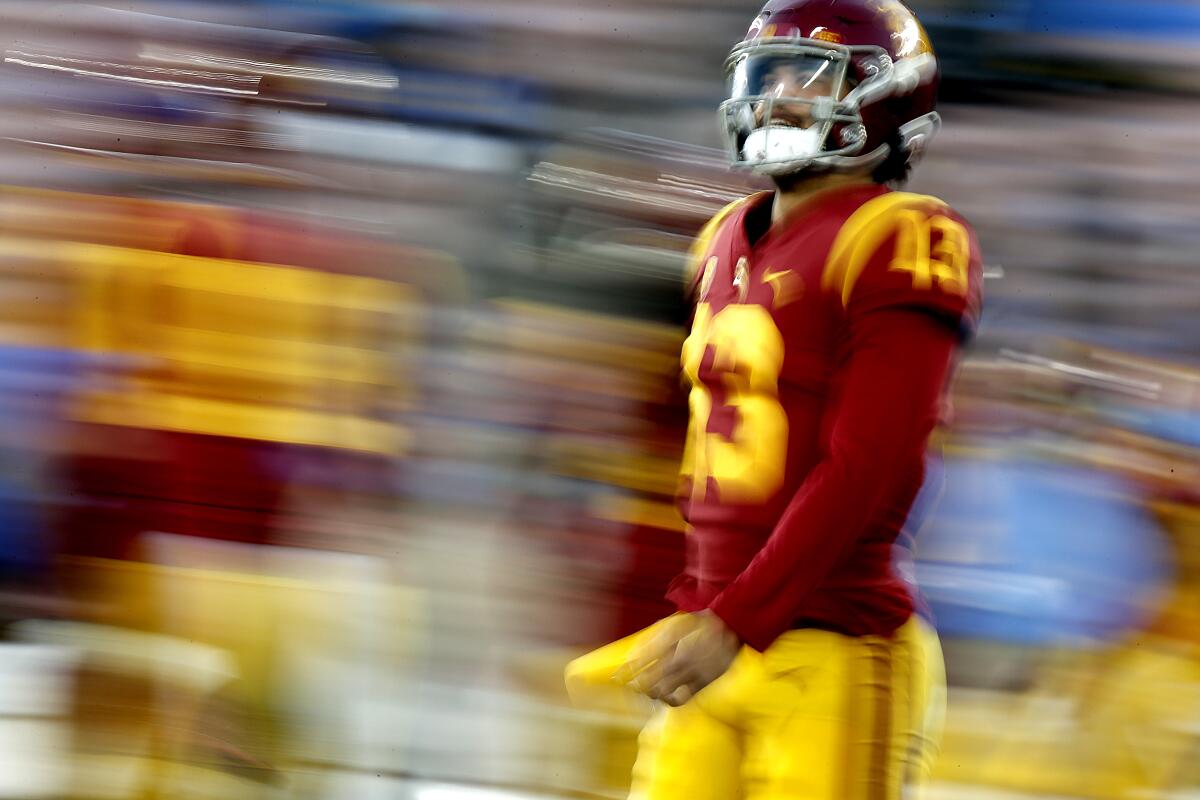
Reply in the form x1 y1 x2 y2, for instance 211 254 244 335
567 615 945 800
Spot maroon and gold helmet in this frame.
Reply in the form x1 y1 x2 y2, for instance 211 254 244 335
721 0 939 177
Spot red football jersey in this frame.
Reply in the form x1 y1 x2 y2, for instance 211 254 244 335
670 183 983 650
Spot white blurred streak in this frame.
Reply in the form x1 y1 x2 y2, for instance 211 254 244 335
12 621 237 693
1 139 334 187
53 111 294 149
270 111 523 172
576 130 729 168
0 646 78 798
919 566 1070 614
529 162 725 215
998 349 1163 401
3 50 260 95
138 44 399 89
656 173 752 204
414 783 546 800
1089 348 1200 384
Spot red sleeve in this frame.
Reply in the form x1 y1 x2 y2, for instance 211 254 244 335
708 307 958 650
706 193 983 651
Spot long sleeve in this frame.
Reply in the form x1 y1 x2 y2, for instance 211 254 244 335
708 307 958 651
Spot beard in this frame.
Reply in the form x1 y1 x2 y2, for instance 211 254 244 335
771 164 835 193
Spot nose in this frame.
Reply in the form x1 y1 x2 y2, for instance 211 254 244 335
753 95 814 128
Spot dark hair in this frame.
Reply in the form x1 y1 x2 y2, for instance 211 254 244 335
871 129 911 186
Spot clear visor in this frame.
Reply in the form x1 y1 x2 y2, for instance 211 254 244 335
720 46 871 173
727 52 848 109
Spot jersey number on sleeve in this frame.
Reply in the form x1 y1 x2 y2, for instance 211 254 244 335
889 210 969 295
681 303 787 504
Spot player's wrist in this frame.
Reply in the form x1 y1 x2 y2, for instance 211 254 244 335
700 606 743 647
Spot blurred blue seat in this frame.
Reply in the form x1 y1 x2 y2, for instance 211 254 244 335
915 457 1171 646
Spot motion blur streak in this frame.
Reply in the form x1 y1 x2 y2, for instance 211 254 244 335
0 2 1193 800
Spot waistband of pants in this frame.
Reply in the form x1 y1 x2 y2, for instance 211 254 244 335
790 617 853 635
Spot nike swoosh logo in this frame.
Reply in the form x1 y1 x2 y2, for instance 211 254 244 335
763 267 802 306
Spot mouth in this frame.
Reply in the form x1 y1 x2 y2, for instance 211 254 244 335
761 119 809 130
752 107 813 130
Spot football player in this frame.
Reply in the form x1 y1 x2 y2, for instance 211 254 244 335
567 0 981 798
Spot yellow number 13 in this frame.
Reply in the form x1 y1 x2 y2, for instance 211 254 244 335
680 303 788 504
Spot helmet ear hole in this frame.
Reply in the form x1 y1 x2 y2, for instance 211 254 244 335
838 124 866 147
898 111 941 162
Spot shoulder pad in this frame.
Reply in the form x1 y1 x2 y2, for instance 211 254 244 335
684 195 754 290
820 191 949 307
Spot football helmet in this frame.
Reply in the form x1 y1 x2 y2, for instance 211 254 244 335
721 0 940 177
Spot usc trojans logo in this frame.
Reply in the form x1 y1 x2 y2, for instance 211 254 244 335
747 14 778 39
867 0 932 56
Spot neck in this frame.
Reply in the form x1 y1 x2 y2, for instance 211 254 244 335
770 172 874 227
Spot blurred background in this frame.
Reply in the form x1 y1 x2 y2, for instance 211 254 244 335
0 1 1195 798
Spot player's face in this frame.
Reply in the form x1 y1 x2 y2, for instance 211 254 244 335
752 61 841 129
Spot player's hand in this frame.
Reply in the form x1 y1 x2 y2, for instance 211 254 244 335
616 611 741 707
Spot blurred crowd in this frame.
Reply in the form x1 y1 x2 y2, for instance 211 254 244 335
0 1 1195 799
